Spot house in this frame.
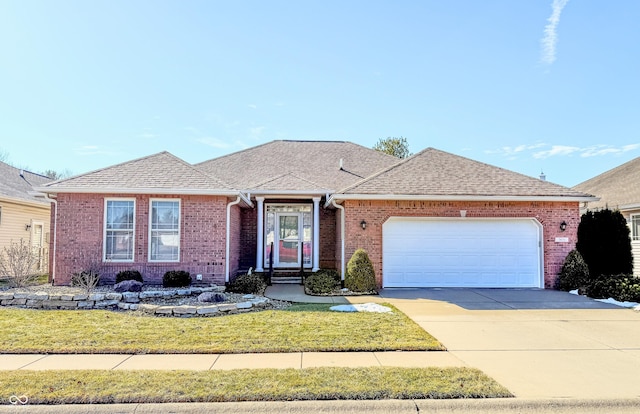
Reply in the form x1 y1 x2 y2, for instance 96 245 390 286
573 156 640 274
37 140 595 289
0 161 52 274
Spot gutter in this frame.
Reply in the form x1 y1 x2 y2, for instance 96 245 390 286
225 196 243 283
331 199 346 282
327 194 600 204
42 193 57 284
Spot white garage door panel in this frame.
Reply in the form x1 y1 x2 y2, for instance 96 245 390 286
383 219 542 288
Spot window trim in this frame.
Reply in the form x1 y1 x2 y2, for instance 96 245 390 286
103 198 136 262
631 213 640 242
148 198 181 263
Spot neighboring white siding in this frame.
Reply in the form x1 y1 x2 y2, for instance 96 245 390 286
0 199 51 273
625 210 640 276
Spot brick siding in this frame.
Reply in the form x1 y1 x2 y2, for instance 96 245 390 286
52 193 231 286
342 200 579 289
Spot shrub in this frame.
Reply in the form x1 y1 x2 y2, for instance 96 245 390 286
115 270 143 284
577 209 633 279
345 249 377 293
305 269 341 294
0 239 40 287
71 270 100 293
162 270 192 288
585 274 640 302
555 250 590 291
227 273 266 295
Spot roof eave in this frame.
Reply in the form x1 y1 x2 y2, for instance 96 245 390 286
0 194 52 208
328 194 599 203
34 187 240 196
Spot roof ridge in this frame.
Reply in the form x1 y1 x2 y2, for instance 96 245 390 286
574 156 640 188
162 152 236 190
194 141 275 166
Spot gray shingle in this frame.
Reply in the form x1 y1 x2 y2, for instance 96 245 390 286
42 152 234 192
0 161 52 204
339 147 592 198
573 156 640 210
195 140 399 191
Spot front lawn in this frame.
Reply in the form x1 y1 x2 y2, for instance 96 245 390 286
0 303 443 353
0 367 512 404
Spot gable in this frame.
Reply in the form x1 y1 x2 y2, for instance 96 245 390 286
573 157 640 211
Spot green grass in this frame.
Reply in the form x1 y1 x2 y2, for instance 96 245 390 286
0 303 443 353
0 367 512 404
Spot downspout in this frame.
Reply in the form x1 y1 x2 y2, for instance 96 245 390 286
225 196 242 284
331 199 346 283
43 193 57 284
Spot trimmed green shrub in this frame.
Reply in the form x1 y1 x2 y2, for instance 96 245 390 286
115 270 143 284
305 269 341 294
555 250 590 291
345 249 377 293
577 209 633 279
227 273 266 295
585 274 640 302
162 270 192 288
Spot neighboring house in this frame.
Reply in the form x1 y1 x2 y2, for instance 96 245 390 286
573 156 640 274
37 140 595 289
0 161 52 274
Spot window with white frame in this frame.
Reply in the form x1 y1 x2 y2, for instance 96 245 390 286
149 199 180 262
104 199 135 261
631 214 640 241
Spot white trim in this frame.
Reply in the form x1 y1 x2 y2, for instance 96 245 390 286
0 194 51 208
328 194 599 203
103 198 136 263
225 196 242 283
248 191 330 197
43 194 57 282
255 197 265 272
148 198 181 263
331 199 346 281
35 187 240 196
312 197 320 272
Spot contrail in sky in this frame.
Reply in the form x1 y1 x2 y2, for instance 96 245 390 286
541 0 570 65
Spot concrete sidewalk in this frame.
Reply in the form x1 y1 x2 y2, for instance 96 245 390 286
0 351 464 371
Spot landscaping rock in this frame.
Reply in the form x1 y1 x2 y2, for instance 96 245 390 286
114 280 143 293
197 292 226 303
236 302 253 309
73 294 89 301
105 293 122 301
138 304 159 313
89 293 105 301
173 305 197 315
217 304 236 312
196 305 219 315
155 306 174 315
122 292 140 303
27 292 49 300
140 291 164 299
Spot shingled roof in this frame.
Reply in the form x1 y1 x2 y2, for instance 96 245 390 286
195 140 399 192
573 156 640 210
335 148 594 200
39 152 235 194
0 161 51 205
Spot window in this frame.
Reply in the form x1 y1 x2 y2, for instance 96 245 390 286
149 199 180 262
104 199 135 261
631 214 640 241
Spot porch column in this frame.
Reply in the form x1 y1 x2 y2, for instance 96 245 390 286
312 197 320 272
256 197 265 272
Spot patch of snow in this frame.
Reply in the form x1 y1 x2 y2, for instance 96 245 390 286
330 303 392 313
569 289 579 295
594 297 639 309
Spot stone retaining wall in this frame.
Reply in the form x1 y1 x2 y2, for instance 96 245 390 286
0 287 271 317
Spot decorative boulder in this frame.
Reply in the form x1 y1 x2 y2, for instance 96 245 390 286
114 280 143 293
198 292 227 303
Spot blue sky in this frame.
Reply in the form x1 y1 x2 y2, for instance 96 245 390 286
1 0 639 187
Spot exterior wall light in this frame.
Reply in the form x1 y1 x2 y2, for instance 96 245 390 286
360 220 367 230
25 224 31 231
560 221 567 232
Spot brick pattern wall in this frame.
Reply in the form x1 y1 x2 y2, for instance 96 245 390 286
342 200 580 289
52 193 230 286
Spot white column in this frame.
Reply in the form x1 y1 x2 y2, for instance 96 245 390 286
256 197 265 272
312 197 321 272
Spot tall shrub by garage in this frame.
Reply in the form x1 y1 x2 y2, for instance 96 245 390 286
555 249 590 291
345 249 377 293
576 209 633 279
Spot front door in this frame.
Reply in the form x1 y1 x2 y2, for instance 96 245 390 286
275 213 301 267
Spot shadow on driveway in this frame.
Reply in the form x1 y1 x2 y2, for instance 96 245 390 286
378 288 622 310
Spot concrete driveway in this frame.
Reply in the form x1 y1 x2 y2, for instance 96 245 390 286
375 288 640 399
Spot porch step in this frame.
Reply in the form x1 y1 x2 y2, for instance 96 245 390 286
270 276 303 285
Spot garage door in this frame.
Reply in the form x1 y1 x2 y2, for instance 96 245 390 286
382 218 542 288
